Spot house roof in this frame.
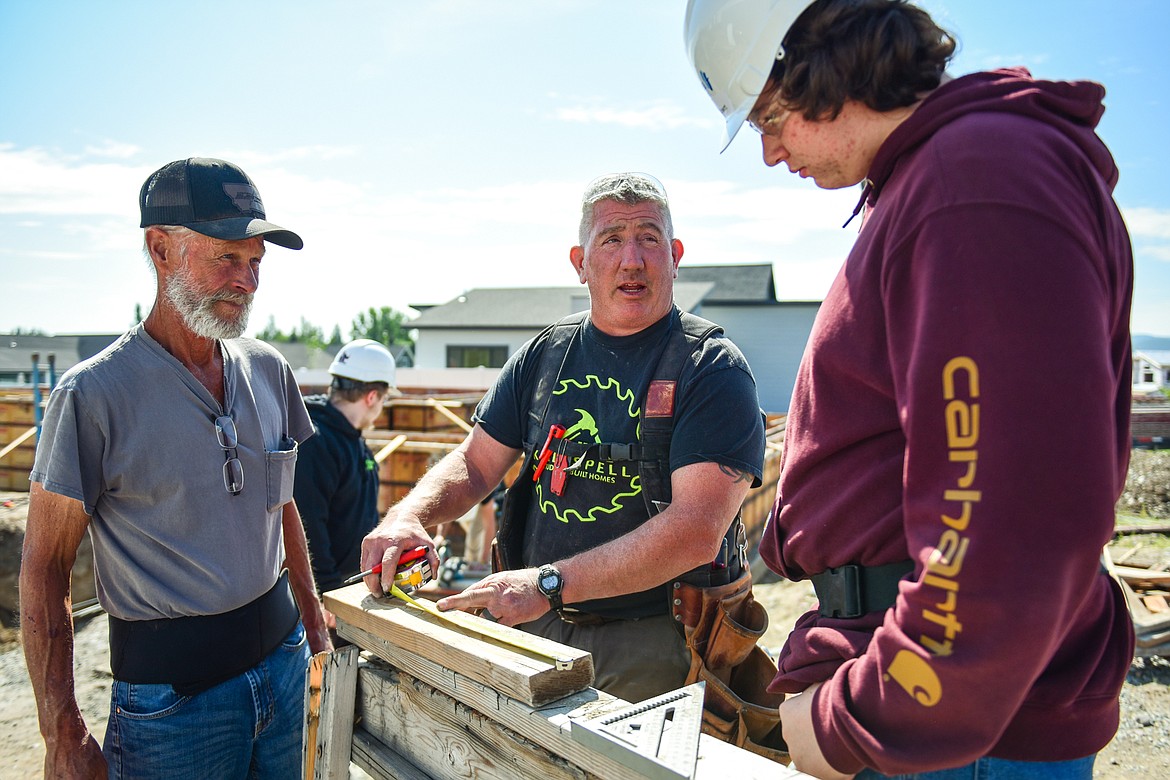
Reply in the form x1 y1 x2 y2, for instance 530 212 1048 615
410 287 588 329
676 263 776 303
1 333 120 375
263 341 414 371
405 263 768 330
1136 350 1170 368
409 282 716 329
266 342 340 372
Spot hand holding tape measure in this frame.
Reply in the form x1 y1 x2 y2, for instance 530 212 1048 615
347 546 573 670
343 545 433 592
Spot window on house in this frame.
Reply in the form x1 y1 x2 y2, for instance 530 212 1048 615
447 345 508 368
1142 367 1155 383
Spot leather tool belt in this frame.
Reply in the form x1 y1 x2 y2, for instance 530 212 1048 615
810 560 915 619
672 569 789 764
108 569 300 695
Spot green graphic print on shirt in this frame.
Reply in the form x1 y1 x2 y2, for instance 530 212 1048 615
532 373 644 524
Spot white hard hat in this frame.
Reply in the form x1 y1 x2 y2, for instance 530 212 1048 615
684 0 813 151
329 339 397 386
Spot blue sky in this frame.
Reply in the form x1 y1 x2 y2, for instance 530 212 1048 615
2 0 1167 339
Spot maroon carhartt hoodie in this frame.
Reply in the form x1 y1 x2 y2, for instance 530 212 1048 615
759 68 1135 774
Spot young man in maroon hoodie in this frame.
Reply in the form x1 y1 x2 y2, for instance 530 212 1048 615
686 1 1134 778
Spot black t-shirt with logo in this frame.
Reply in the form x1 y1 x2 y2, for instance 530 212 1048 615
474 309 765 618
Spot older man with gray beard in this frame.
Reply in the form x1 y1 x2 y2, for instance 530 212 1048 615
20 157 330 779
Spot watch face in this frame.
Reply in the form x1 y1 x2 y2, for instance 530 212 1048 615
540 573 560 592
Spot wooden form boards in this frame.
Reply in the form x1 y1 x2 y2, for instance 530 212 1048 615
303 645 360 779
318 583 809 780
324 583 593 707
378 396 479 434
0 398 37 490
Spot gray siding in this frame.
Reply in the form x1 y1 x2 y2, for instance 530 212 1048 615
702 304 819 414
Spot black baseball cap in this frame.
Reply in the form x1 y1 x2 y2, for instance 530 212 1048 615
139 157 303 249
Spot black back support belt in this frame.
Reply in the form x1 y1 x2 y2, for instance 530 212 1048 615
810 560 915 619
108 569 300 695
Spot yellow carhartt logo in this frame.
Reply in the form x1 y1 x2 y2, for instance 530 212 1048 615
886 649 941 707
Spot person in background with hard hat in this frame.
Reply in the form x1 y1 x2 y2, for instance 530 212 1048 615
295 339 397 622
21 157 330 778
685 1 1134 778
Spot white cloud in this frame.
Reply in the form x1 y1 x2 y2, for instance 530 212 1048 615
0 142 861 335
1123 206 1170 240
0 146 146 217
552 100 717 130
83 140 140 159
225 146 362 166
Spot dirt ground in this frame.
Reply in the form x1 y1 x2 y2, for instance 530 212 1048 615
2 450 1169 778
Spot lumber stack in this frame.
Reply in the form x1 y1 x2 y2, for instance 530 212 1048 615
314 583 809 780
1114 562 1170 656
741 414 785 561
326 584 593 706
0 396 37 490
1104 545 1170 656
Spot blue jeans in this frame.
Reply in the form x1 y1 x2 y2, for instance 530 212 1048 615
104 621 310 779
856 755 1095 780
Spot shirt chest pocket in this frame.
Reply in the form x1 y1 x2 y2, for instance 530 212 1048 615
265 438 298 512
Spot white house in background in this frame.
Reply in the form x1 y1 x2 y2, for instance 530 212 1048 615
407 264 819 414
1133 350 1170 397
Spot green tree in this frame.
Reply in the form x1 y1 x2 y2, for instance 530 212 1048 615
351 306 412 347
291 317 327 349
256 316 338 349
256 315 288 343
329 324 343 346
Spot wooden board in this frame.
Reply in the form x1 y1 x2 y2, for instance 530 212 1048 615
324 584 593 707
0 426 36 461
351 729 434 780
339 627 807 780
302 645 360 780
1115 565 1170 590
0 399 36 425
357 663 590 780
342 626 635 780
386 398 478 433
348 652 808 780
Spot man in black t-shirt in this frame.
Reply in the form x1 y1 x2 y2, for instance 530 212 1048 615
359 173 765 701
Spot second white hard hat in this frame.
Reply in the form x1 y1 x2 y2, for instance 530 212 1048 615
329 339 397 386
683 0 813 151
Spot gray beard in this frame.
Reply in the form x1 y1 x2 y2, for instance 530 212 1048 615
164 264 253 340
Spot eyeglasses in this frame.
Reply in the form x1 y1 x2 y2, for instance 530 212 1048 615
748 106 792 137
748 59 791 137
215 415 244 495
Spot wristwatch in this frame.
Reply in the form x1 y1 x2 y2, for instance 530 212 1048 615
536 564 564 612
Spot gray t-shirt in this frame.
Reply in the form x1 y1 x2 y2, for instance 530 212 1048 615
31 324 313 621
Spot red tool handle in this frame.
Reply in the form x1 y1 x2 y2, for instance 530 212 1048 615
533 424 566 482
397 545 429 566
359 545 429 579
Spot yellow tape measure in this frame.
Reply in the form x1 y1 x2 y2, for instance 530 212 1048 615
388 584 574 671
